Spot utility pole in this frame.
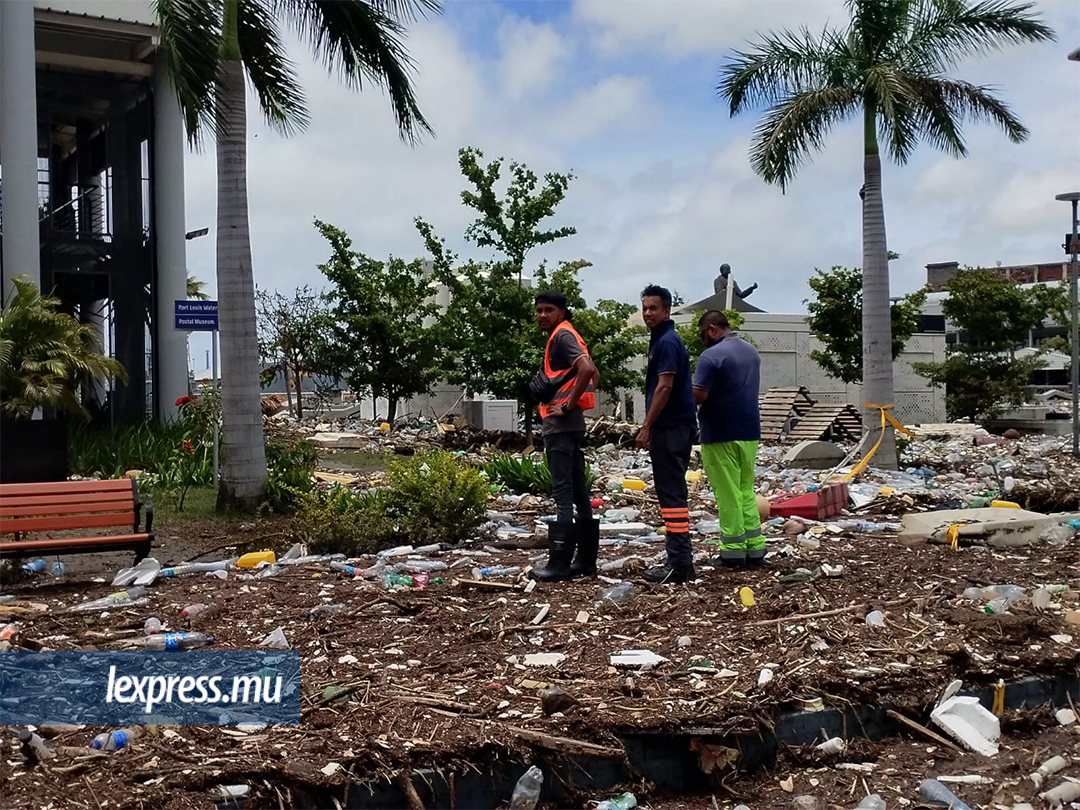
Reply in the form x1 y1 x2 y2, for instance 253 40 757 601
1055 191 1080 456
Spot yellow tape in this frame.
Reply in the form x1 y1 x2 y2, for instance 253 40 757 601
945 523 961 551
842 403 915 482
991 680 1005 716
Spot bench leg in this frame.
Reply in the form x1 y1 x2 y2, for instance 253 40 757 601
134 541 151 565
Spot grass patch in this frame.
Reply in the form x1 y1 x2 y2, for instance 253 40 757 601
319 450 388 473
147 486 227 525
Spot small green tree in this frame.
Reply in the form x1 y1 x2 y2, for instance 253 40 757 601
675 309 746 366
913 267 1069 421
255 285 335 420
416 146 577 437
317 221 446 424
805 266 929 384
0 275 127 420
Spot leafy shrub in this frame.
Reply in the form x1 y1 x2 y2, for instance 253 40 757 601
293 450 489 554
263 425 319 512
386 450 489 545
483 453 595 495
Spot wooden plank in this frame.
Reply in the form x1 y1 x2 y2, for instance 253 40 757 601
0 479 133 497
1 501 134 518
0 493 133 509
1 512 132 533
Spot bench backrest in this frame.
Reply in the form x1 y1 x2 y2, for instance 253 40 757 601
0 479 141 535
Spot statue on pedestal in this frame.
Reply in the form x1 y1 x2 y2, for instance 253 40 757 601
712 263 758 305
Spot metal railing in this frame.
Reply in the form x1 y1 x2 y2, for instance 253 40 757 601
37 181 110 241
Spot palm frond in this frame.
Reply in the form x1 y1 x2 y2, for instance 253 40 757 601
864 64 921 163
367 0 440 23
718 27 846 115
748 86 860 189
238 0 310 134
847 0 917 60
276 0 436 144
153 0 222 144
900 0 1056 72
910 76 1028 153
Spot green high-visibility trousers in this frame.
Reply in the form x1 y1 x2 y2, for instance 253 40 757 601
700 440 763 563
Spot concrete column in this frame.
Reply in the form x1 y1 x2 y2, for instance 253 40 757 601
0 0 41 299
152 55 191 420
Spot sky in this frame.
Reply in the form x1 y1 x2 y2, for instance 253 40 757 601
183 0 1080 369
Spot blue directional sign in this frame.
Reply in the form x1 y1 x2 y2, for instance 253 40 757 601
175 300 218 331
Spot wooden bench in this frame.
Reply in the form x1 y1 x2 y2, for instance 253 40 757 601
0 478 153 563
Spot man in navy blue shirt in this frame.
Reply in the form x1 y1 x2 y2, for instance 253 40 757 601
636 285 698 583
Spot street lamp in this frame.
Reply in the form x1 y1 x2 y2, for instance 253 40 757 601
1056 191 1080 456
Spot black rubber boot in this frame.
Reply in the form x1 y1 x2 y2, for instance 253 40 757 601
643 564 697 584
570 518 600 578
529 521 576 582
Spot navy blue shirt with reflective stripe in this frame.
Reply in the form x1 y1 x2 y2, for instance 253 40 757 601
645 319 696 428
693 332 761 443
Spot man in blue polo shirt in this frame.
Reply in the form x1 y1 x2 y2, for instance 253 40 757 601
693 310 763 567
636 285 698 583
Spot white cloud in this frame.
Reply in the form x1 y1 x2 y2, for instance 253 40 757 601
497 16 571 100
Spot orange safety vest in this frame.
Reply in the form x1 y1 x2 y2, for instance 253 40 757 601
538 321 596 418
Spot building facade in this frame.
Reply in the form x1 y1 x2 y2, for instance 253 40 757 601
0 0 188 423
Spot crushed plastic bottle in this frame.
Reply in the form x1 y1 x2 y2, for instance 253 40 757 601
143 617 161 635
17 729 53 760
852 795 886 810
595 581 635 605
303 604 350 618
1040 523 1076 546
396 560 449 573
470 565 520 579
180 603 208 619
1032 585 1067 609
90 727 139 751
865 610 885 627
919 779 973 810
596 792 638 810
380 572 414 589
21 559 46 573
160 559 236 577
508 765 543 810
142 631 213 650
329 561 357 575
67 586 148 613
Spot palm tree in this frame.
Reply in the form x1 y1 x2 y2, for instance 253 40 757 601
718 0 1053 468
154 0 439 509
186 274 211 300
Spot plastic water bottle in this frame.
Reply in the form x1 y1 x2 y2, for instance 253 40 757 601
22 559 46 573
471 565 520 579
852 796 885 810
67 586 148 613
396 560 448 573
143 617 162 635
595 581 635 605
90 727 140 751
508 765 543 810
330 561 357 575
919 779 972 810
50 560 65 577
142 632 213 650
596 792 637 810
180 603 208 619
17 729 53 760
160 559 236 577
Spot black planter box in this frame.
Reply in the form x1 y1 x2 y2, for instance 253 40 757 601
0 419 69 484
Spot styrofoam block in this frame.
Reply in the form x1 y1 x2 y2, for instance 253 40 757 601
930 695 1000 756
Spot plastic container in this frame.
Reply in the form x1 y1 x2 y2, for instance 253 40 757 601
621 478 646 491
865 610 885 627
739 587 755 606
142 632 213 650
90 727 139 751
51 560 65 577
508 765 543 810
21 559 46 573
180 603 208 619
919 779 973 810
989 500 1019 509
816 737 845 755
1029 754 1068 787
236 550 275 568
596 792 638 810
1041 780 1080 806
143 617 162 635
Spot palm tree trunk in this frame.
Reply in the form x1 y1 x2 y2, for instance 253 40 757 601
216 0 268 511
861 105 898 470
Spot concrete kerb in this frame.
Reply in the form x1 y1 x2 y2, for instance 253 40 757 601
335 675 1080 810
898 508 1080 548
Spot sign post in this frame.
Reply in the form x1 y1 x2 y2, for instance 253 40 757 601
175 300 220 484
